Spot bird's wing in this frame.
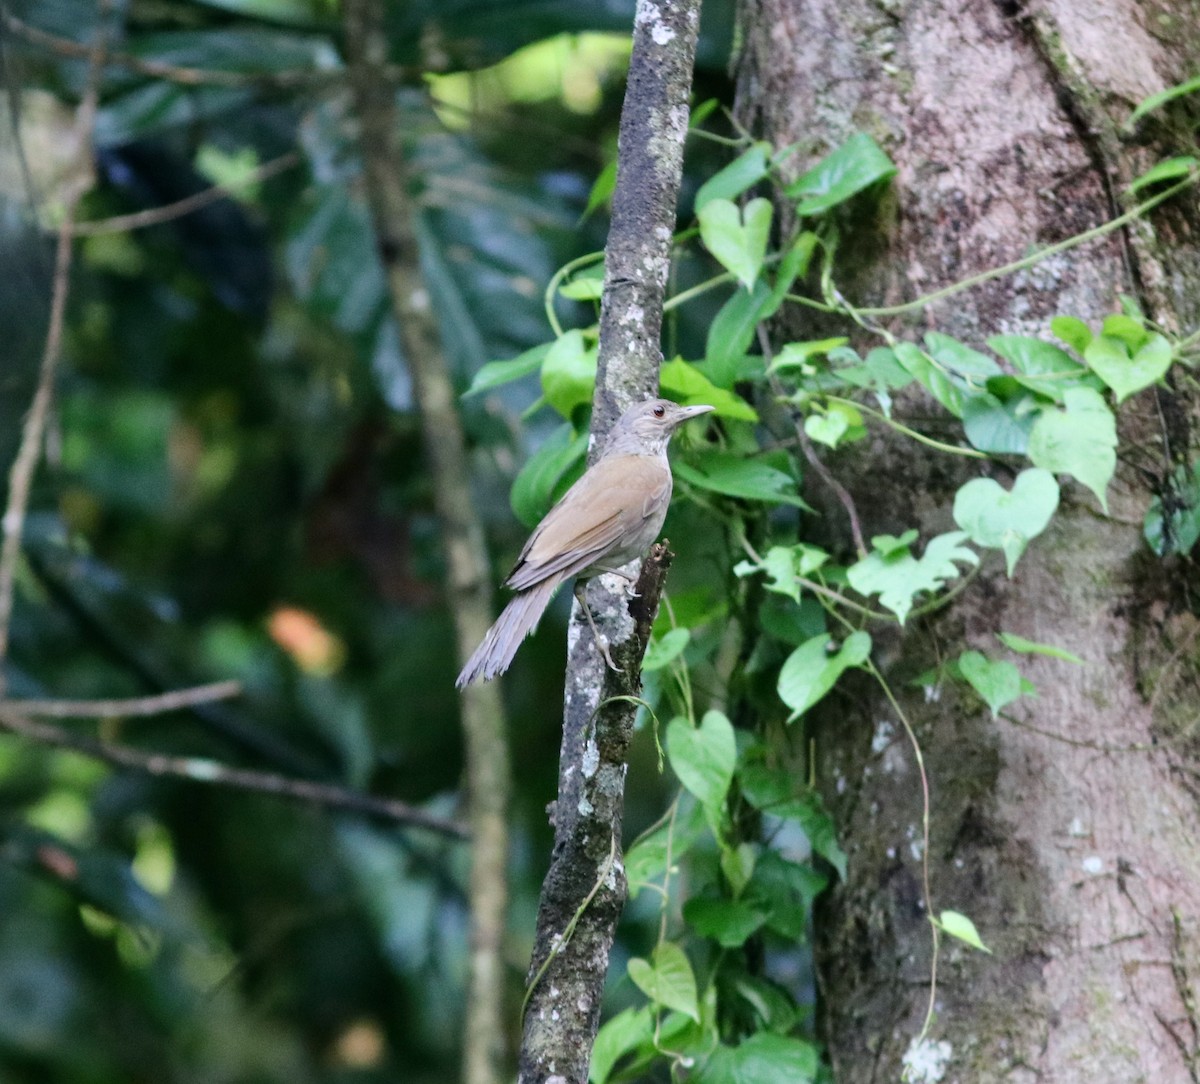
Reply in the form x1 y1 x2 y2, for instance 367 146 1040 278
505 455 670 590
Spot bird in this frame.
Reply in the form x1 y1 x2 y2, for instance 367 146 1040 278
456 398 714 688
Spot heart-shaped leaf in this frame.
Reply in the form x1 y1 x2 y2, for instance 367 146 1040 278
777 632 872 721
958 650 1024 716
666 711 736 812
627 942 699 1022
953 469 1059 575
697 197 773 290
540 329 597 417
1084 332 1172 403
1027 387 1117 510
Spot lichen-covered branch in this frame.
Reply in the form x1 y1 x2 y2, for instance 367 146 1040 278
342 6 512 1083
518 1 702 1080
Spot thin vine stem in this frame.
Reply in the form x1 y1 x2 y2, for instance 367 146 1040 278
865 659 940 1042
825 396 989 460
845 171 1199 318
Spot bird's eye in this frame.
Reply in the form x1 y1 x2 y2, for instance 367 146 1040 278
653 404 666 418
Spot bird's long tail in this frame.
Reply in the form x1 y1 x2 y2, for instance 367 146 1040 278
455 578 560 688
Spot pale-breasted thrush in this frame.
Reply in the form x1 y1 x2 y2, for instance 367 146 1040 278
456 398 713 687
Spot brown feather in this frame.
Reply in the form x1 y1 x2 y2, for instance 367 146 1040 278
506 455 671 590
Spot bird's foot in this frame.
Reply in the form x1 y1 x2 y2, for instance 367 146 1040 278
597 635 623 673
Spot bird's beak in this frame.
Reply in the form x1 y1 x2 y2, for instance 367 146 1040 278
675 404 715 420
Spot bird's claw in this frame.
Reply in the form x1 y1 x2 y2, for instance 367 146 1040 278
597 636 623 673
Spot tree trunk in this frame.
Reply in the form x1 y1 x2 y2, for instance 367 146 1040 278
737 1 1200 1079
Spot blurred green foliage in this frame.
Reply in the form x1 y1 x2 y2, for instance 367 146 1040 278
0 0 740 1079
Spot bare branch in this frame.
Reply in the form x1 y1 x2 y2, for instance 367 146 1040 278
3 679 242 718
0 5 109 688
68 152 301 236
0 707 469 839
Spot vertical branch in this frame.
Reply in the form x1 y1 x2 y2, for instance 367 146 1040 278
0 9 108 686
518 3 701 1083
341 8 511 1084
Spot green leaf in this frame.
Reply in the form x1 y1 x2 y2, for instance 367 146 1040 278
786 133 897 215
777 631 872 721
1027 386 1117 510
744 851 829 938
739 768 847 879
847 532 979 623
720 842 758 897
667 711 737 812
988 334 1085 398
763 231 819 317
697 1034 819 1084
559 267 605 300
938 909 993 954
659 358 758 421
684 898 767 948
509 424 588 528
627 943 699 1022
540 330 597 418
697 197 773 290
464 342 550 396
925 332 1001 379
871 528 918 557
1130 155 1200 194
1144 460 1200 557
704 279 773 385
952 469 1059 575
1100 312 1145 347
695 142 771 211
894 342 964 416
958 650 1024 716
1050 315 1093 354
996 632 1084 664
768 337 850 373
643 628 690 672
962 392 1037 454
1084 333 1172 403
589 1006 653 1084
1128 75 1200 127
734 544 829 603
582 160 617 220
673 452 810 508
804 411 847 448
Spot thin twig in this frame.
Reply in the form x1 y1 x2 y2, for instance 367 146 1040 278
3 679 242 717
0 707 469 838
758 326 868 557
0 7 109 687
67 152 301 236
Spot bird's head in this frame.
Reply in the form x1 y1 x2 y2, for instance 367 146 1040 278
603 398 714 457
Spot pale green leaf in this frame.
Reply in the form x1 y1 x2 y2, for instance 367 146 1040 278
996 632 1084 664
627 942 699 1022
697 197 773 290
777 631 872 721
786 132 897 215
952 469 1059 575
1085 332 1172 403
939 909 992 954
666 711 737 812
1027 386 1117 510
958 650 1024 716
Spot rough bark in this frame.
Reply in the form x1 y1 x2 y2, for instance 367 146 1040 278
517 3 701 1082
737 0 1200 1080
342 7 512 1084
